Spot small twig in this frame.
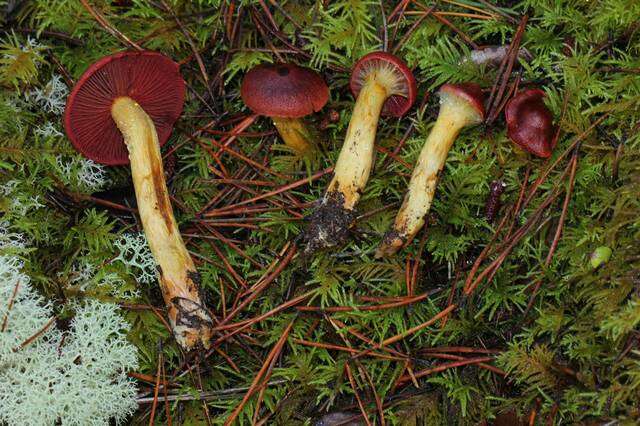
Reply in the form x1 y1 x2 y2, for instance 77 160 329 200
159 0 213 102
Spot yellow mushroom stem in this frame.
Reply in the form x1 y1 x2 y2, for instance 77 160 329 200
376 92 483 258
324 75 389 210
272 117 315 155
111 96 213 350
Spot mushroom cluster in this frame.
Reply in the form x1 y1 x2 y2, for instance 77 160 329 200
59 45 557 350
300 51 416 254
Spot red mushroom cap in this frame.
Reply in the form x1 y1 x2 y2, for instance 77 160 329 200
505 89 555 158
439 83 486 120
240 63 329 118
349 51 417 117
64 51 185 166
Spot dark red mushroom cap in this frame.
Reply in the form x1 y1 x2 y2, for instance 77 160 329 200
64 51 185 166
439 83 486 120
240 63 329 118
349 51 417 117
505 89 555 158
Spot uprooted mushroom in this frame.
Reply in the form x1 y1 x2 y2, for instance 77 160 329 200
376 83 486 258
64 51 213 350
301 51 416 254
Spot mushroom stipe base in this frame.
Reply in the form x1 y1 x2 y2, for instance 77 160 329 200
299 191 356 255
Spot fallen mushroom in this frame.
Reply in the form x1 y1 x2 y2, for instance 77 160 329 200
64 51 213 350
301 51 416 254
376 83 485 258
505 88 556 158
241 63 329 159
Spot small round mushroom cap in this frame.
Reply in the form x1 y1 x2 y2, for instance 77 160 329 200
349 51 417 117
240 63 329 118
64 51 185 166
505 89 555 158
439 83 486 121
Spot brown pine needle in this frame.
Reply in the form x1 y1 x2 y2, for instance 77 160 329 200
148 352 162 426
224 319 294 426
205 167 332 216
345 362 372 426
1 281 20 332
396 356 495 385
351 304 457 359
12 316 56 352
296 291 432 313
292 338 402 361
524 148 579 315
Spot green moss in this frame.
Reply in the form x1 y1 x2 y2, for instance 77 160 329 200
1 0 639 424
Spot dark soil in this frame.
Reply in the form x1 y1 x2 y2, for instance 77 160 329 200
298 191 356 255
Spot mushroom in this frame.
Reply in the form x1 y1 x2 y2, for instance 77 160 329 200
302 51 416 254
376 83 485 258
241 63 329 157
505 88 556 158
64 51 213 350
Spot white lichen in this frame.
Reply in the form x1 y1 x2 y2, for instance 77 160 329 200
0 232 139 426
56 155 109 192
113 232 158 284
66 259 140 300
34 121 63 138
0 221 27 249
27 74 68 115
0 179 45 216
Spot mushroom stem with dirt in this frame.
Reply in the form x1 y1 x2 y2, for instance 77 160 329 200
301 52 416 254
241 63 329 158
376 83 485 258
64 51 213 350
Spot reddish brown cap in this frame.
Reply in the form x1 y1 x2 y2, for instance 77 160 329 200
505 89 555 158
240 63 329 118
439 83 486 120
64 51 185 166
349 51 417 117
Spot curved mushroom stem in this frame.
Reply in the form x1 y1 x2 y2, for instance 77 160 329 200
376 96 482 258
111 96 213 350
300 77 387 254
272 117 316 155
